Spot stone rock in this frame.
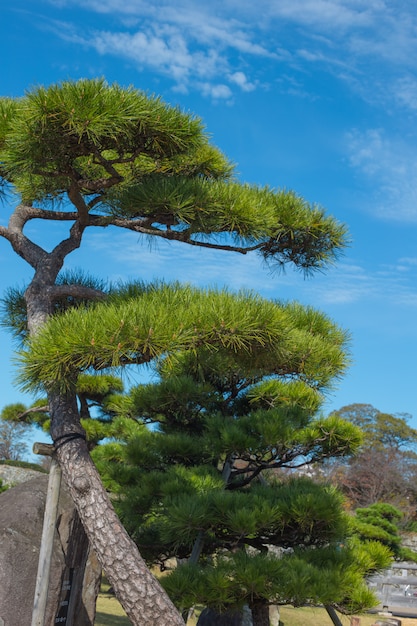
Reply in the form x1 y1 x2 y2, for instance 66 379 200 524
197 605 253 626
0 463 46 487
197 608 244 625
0 474 101 626
269 605 280 626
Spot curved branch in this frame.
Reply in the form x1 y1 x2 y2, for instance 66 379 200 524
68 182 90 224
0 225 10 240
48 284 107 301
11 205 79 225
91 145 125 181
2 204 88 277
17 405 49 421
49 220 86 271
108 217 263 254
5 205 49 268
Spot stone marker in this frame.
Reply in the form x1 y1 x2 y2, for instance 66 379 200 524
0 475 100 626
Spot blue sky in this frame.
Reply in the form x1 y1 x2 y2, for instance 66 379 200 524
2 0 417 455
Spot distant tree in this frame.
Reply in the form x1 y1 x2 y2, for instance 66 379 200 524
332 404 417 451
351 502 417 562
331 447 417 509
0 404 30 460
329 404 417 510
354 503 403 550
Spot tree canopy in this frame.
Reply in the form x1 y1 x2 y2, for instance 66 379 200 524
332 404 417 451
16 283 349 394
0 78 347 276
87 341 377 625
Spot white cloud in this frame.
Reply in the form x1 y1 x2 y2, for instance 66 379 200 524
91 30 194 81
45 0 277 98
229 71 256 92
304 259 417 310
261 0 375 30
393 75 417 111
346 128 417 222
198 83 233 100
44 1 417 109
398 257 417 266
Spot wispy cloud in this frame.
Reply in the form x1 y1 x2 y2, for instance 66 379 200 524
46 1 275 98
346 128 417 222
82 231 417 313
38 1 417 223
44 0 417 107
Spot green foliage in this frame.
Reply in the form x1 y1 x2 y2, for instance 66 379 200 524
76 373 124 397
151 479 348 551
0 78 356 623
0 478 8 494
93 333 368 615
0 78 208 202
0 374 127 448
161 544 385 615
1 403 27 421
106 176 346 270
18 284 350 394
350 502 417 562
1 78 347 281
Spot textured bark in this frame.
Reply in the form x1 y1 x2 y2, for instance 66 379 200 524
250 603 269 626
49 390 185 626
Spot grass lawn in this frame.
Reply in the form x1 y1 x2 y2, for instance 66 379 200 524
279 606 417 625
94 585 417 626
95 579 197 626
95 582 131 626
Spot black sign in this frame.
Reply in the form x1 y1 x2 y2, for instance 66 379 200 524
54 568 74 624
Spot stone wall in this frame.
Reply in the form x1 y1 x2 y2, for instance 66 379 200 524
0 463 46 487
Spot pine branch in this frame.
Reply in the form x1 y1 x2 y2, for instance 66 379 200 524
108 216 261 254
49 284 107 301
17 405 49 421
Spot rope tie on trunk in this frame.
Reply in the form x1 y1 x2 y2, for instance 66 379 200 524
53 432 87 451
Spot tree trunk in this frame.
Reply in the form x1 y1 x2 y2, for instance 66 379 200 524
49 390 185 626
21 255 184 625
250 602 269 626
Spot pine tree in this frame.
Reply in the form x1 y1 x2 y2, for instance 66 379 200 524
1 78 347 625
89 348 390 625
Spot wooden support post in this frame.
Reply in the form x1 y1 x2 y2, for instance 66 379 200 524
31 442 61 626
325 605 344 626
